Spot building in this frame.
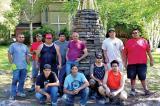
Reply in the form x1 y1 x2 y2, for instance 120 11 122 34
16 0 70 36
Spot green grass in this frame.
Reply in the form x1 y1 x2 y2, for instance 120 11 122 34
0 46 10 71
0 45 160 71
0 45 31 72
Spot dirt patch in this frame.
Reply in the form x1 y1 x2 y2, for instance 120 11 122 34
0 66 160 106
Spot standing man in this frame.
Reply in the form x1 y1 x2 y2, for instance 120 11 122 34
63 65 89 106
66 32 88 75
35 64 59 106
54 32 69 95
29 34 43 92
123 29 154 96
8 34 30 100
36 33 62 76
102 28 124 71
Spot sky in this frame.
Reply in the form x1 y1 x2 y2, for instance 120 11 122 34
0 0 11 23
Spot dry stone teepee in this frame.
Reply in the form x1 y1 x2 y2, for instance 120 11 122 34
72 0 105 76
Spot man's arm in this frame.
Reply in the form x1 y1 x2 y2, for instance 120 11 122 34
8 52 13 64
77 48 88 62
102 50 109 64
147 50 154 66
103 71 110 91
46 72 60 87
65 48 69 61
54 44 62 68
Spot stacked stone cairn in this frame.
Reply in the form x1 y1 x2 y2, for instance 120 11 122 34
72 9 105 77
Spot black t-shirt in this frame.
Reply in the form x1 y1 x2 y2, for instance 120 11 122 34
36 72 57 88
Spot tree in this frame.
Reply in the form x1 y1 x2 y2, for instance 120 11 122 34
15 0 53 43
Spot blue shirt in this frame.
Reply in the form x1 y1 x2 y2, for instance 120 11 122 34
54 40 68 65
8 42 29 69
64 72 87 91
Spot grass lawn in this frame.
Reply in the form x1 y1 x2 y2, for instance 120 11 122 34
0 45 159 71
0 46 10 71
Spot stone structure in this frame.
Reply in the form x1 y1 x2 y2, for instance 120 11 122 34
72 9 105 76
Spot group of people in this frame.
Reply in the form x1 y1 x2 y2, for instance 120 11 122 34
8 27 154 106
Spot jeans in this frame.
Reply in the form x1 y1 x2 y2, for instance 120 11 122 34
66 60 79 75
35 86 58 104
32 60 39 78
11 69 27 96
64 87 89 106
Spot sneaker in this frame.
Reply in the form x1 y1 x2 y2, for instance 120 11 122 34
144 90 151 95
9 96 15 100
39 100 45 104
28 87 35 92
51 102 57 106
129 90 136 96
17 92 26 97
98 99 107 104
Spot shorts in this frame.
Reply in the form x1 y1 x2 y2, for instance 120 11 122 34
127 64 147 80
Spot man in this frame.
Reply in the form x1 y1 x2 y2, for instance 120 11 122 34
8 34 30 100
89 53 106 101
29 34 43 92
66 32 88 75
99 60 127 103
54 32 69 95
102 28 124 71
36 33 62 76
35 64 59 106
123 29 154 96
63 65 89 106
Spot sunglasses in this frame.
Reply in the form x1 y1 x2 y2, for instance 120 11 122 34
46 38 52 39
132 32 138 34
112 65 118 67
19 37 25 38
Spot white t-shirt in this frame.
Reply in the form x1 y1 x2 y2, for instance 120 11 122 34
102 37 124 63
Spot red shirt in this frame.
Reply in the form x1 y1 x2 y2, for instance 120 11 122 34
107 70 121 90
124 38 150 64
30 41 42 60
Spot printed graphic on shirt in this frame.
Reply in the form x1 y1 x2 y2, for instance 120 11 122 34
71 80 81 90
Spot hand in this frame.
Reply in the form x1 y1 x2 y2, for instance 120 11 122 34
76 58 81 62
57 65 62 70
110 91 117 97
45 93 51 102
98 81 102 86
150 59 154 66
45 83 49 89
73 88 80 94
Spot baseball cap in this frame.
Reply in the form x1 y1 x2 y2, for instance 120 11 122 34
108 28 115 32
95 53 103 59
45 34 52 39
43 64 51 70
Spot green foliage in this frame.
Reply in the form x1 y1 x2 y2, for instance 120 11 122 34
97 0 160 37
23 25 55 44
60 27 70 40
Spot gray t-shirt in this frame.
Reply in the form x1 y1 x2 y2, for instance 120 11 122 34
8 42 29 69
54 40 69 65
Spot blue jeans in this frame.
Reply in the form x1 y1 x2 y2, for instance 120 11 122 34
35 86 58 104
64 87 89 105
32 60 39 78
11 69 27 96
66 60 79 75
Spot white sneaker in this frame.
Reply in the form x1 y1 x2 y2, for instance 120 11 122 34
129 90 136 96
9 96 15 100
98 99 107 104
